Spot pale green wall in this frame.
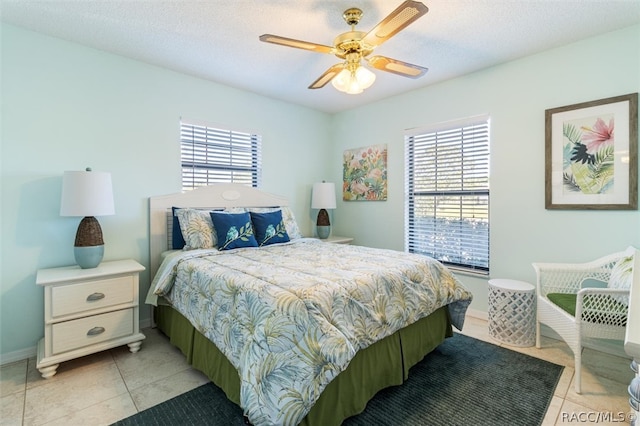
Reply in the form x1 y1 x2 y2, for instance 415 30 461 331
331 24 640 312
0 24 331 358
1 22 639 360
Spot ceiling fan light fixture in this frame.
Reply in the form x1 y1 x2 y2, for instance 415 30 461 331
261 2 429 92
331 64 376 94
346 77 364 94
356 66 376 89
331 68 351 92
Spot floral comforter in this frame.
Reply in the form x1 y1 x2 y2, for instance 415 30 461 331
148 238 472 425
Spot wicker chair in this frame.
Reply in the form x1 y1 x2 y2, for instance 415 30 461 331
533 246 638 393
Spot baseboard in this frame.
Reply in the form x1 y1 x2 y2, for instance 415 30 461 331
464 311 629 359
538 324 630 359
582 337 629 359
1 319 154 366
139 317 152 330
465 308 488 321
0 346 37 366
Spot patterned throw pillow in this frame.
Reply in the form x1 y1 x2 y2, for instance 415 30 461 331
607 246 637 304
281 206 303 239
210 211 258 251
176 208 217 250
250 210 290 247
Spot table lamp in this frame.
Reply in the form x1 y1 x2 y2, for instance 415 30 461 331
311 182 336 239
60 168 115 268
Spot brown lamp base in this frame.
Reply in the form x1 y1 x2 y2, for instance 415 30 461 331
316 209 331 239
73 216 105 268
75 216 104 246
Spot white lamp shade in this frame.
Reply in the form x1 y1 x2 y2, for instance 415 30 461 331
331 69 351 92
356 66 376 89
311 182 337 209
332 65 376 94
60 170 115 217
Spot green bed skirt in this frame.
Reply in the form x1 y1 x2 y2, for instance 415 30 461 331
154 304 453 426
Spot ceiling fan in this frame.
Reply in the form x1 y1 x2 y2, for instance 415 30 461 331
259 1 429 94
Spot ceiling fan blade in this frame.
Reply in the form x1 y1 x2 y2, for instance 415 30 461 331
362 1 428 48
259 34 333 54
309 64 345 89
368 55 428 78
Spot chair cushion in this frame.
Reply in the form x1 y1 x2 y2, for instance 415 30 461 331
547 293 578 316
547 293 627 326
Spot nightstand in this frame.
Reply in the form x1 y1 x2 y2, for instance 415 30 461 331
319 235 354 244
36 259 146 378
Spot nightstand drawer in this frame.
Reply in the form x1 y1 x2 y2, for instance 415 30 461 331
51 276 134 318
51 308 134 354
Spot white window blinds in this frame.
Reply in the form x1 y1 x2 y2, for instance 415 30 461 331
405 116 490 272
180 121 262 190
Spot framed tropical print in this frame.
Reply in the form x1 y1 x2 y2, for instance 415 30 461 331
545 93 638 210
343 144 387 201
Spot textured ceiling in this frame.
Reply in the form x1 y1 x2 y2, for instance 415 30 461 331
1 0 639 113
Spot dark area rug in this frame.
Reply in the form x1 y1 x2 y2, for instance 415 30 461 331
113 333 563 426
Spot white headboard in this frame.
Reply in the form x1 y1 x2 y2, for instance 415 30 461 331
149 184 289 278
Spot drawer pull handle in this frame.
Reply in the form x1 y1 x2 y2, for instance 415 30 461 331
87 327 105 336
86 292 105 302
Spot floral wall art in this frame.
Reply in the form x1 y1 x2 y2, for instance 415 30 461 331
343 144 388 201
545 93 638 209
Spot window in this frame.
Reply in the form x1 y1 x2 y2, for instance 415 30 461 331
180 120 262 190
405 116 490 273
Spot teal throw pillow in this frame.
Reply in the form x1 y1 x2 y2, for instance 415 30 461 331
171 207 186 249
210 211 258 251
250 210 290 247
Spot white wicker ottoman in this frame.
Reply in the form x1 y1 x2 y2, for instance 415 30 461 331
488 279 536 347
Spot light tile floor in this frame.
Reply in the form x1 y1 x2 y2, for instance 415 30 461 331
0 316 635 425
